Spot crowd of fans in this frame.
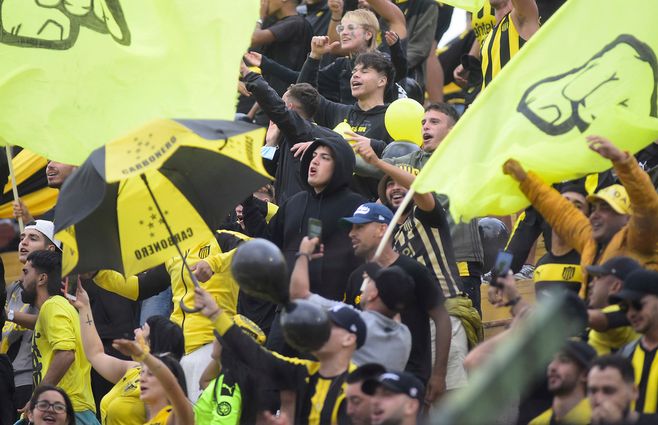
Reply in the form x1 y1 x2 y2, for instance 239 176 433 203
2 0 658 424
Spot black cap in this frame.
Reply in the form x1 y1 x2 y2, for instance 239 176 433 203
559 340 597 368
362 371 425 401
586 256 641 280
327 305 367 349
609 269 658 304
363 263 415 312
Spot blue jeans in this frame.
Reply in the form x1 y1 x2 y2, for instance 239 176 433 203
139 286 173 325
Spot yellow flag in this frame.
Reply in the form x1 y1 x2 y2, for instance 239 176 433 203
436 0 485 13
414 0 658 222
0 0 259 165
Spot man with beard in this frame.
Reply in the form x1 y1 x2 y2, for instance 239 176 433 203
21 250 98 424
529 340 596 425
345 363 387 425
588 355 658 424
2 220 61 420
361 370 425 425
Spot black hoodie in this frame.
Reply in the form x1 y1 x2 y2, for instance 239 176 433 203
243 138 366 301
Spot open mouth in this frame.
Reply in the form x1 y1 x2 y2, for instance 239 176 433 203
42 414 57 423
390 192 404 203
309 166 318 176
351 81 363 89
423 133 433 142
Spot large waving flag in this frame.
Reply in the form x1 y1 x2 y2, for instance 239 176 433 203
436 0 485 13
0 0 259 165
414 0 658 222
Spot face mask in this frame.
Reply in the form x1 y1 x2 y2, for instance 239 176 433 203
261 146 278 160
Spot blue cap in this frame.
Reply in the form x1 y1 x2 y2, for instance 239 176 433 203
342 203 393 225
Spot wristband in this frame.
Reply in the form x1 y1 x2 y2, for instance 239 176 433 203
295 252 312 261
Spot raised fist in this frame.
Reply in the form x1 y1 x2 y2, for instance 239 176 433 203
0 0 131 50
518 35 657 136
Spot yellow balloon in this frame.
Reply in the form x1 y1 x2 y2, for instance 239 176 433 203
384 98 424 146
333 121 356 145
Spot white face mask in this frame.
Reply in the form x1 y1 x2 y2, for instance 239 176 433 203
260 146 278 160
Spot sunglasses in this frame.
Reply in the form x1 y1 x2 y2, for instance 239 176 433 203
35 400 67 413
620 299 644 312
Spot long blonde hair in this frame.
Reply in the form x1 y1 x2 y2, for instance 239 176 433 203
342 9 380 52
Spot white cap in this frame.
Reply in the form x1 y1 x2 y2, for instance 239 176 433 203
24 220 62 251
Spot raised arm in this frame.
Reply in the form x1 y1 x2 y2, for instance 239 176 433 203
290 237 323 300
71 283 136 384
93 265 170 302
113 338 194 425
367 0 407 40
351 133 435 211
510 0 539 39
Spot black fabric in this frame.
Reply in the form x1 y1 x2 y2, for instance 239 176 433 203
536 0 567 23
0 354 14 425
221 324 350 425
243 137 365 302
635 143 658 173
85 278 139 339
434 3 454 42
533 249 582 300
243 72 345 204
259 15 313 95
344 255 443 384
604 309 630 329
299 1 332 36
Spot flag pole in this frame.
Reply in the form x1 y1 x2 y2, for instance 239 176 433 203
373 188 415 261
140 173 203 313
5 146 24 232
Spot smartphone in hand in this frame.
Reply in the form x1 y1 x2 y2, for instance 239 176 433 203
490 251 513 288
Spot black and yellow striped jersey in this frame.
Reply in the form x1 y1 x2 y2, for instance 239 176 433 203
630 341 658 413
480 13 526 88
215 313 357 425
588 305 638 356
393 203 464 298
533 249 582 299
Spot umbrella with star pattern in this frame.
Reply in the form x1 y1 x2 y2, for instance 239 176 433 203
53 119 271 277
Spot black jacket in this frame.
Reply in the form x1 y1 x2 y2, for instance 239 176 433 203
243 72 344 204
243 138 365 301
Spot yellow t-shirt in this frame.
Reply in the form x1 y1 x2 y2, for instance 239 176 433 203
32 296 96 413
529 397 591 425
144 406 172 425
100 366 145 425
588 305 639 356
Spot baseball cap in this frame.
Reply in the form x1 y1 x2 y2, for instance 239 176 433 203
342 203 393 225
586 256 641 280
586 184 631 215
363 263 415 312
362 371 425 401
24 220 62 251
609 269 658 303
327 305 367 349
559 340 597 368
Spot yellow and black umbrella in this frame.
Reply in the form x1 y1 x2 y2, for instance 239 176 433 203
54 119 271 278
0 149 58 218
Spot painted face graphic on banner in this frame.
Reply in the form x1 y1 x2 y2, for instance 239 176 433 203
518 35 658 136
0 0 131 49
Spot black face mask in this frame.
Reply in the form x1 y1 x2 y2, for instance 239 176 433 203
21 286 36 306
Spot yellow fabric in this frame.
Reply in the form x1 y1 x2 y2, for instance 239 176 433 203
588 305 639 356
0 1 260 165
533 263 583 285
266 202 279 222
471 0 496 45
95 232 245 354
143 406 172 425
166 237 240 353
100 366 145 425
445 296 484 348
435 0 486 13
0 149 58 219
457 261 469 277
412 0 658 222
528 398 591 425
519 156 658 294
33 296 95 413
631 343 658 413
